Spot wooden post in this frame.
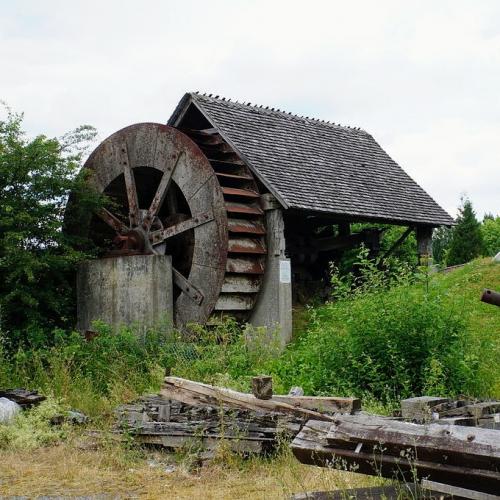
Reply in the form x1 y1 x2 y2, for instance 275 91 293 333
416 226 433 265
249 194 293 347
338 223 350 237
252 376 273 400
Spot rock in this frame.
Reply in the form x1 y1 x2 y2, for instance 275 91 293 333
0 397 21 424
288 386 304 397
50 409 88 426
493 252 500 263
67 410 88 425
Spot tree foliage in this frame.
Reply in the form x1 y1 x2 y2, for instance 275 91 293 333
447 197 484 266
481 216 500 256
0 105 102 344
432 226 453 265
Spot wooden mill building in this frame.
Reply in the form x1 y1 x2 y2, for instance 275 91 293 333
169 93 453 303
72 91 455 341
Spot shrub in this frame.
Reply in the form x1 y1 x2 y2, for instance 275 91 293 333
0 105 103 342
0 322 173 416
481 216 500 256
269 254 478 404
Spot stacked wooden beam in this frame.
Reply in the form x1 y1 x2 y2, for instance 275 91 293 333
116 395 294 454
0 389 45 408
401 396 500 429
291 414 500 496
115 377 360 455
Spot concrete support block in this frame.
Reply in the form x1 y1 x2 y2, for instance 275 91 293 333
77 255 173 336
250 206 292 348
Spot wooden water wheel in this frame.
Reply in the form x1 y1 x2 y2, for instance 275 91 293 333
67 123 266 327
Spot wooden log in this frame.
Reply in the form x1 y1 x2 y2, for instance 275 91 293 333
0 389 46 408
291 419 500 495
251 376 273 400
161 377 354 422
273 395 361 414
291 484 434 500
440 401 500 419
326 414 500 471
421 479 500 500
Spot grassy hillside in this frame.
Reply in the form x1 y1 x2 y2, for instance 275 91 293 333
171 258 500 405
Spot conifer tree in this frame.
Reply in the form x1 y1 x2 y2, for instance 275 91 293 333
447 197 483 265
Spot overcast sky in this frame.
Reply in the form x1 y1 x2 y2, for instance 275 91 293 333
1 0 499 218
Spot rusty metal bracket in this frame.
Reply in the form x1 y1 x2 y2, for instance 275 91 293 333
172 268 204 305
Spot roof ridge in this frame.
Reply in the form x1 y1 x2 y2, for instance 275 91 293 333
191 92 367 133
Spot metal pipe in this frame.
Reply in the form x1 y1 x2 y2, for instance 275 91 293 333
480 289 500 307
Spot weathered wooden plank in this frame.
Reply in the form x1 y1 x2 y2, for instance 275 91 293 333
214 293 254 311
222 187 259 199
228 218 266 235
291 484 430 500
221 275 261 293
216 172 254 181
273 396 361 414
161 377 336 422
291 420 500 495
226 257 265 274
136 433 264 453
401 396 449 421
326 414 500 468
421 479 500 500
228 237 266 254
225 201 263 216
441 402 500 419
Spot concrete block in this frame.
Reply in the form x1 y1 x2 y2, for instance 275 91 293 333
77 255 173 336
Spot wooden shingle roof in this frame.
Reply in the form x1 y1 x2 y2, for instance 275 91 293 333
169 93 454 226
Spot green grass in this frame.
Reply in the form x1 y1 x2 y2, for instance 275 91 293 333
0 258 498 422
171 258 500 405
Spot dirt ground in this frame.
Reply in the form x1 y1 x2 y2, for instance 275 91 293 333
0 440 381 499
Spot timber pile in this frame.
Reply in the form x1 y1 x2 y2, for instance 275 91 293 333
0 389 45 408
291 413 500 496
401 396 500 429
116 395 298 454
115 376 360 454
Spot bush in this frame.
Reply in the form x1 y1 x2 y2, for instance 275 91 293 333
0 322 173 416
269 255 481 404
482 216 500 256
0 397 67 450
0 105 102 343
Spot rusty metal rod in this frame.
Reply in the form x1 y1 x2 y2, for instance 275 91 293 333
480 289 500 307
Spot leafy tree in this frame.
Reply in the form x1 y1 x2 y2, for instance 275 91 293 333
447 197 483 266
0 105 102 345
481 216 500 256
432 226 453 265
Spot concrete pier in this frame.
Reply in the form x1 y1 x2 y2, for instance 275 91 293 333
250 195 293 348
77 255 173 335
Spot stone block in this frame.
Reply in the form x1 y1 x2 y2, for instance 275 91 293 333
77 255 173 336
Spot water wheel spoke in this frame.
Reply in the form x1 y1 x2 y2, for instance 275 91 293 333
119 142 140 227
96 208 128 234
143 152 183 231
172 268 204 305
149 212 213 245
